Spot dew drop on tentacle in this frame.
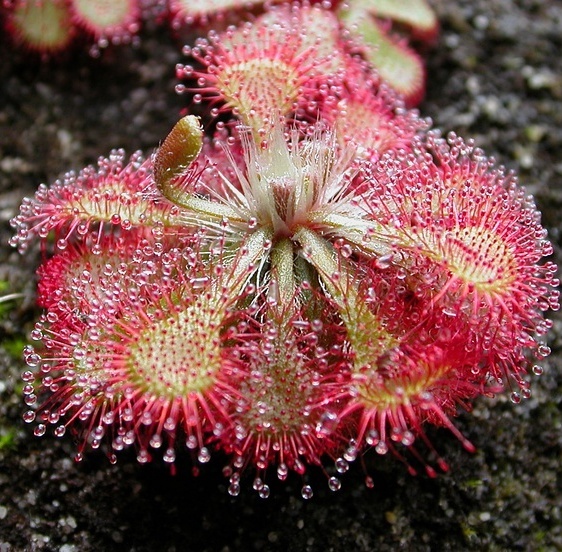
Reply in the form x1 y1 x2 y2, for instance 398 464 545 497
163 448 176 463
328 476 341 492
334 457 348 473
34 424 46 437
198 447 211 463
277 463 289 481
316 410 338 438
510 392 521 404
54 425 66 437
228 482 241 496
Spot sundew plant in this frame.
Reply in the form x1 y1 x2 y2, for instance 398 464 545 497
10 1 560 499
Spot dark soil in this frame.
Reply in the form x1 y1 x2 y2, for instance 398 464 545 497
1 1 561 551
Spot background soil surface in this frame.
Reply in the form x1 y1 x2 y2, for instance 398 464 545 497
1 1 561 550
